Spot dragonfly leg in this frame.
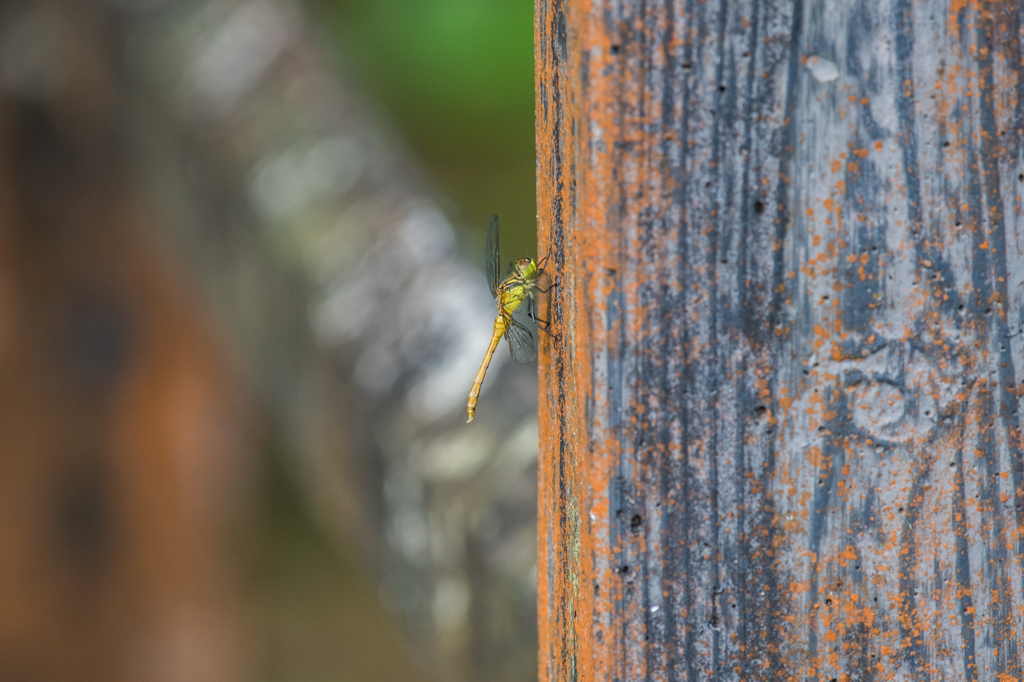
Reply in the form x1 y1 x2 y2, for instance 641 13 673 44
535 321 556 338
534 275 559 294
528 301 556 337
534 255 558 294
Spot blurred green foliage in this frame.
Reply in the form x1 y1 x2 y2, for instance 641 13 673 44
316 0 537 261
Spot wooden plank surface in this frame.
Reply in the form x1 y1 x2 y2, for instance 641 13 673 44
537 0 1024 679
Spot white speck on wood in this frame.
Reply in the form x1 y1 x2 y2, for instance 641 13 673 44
805 55 839 82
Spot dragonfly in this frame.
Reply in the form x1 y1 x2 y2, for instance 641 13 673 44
466 215 551 423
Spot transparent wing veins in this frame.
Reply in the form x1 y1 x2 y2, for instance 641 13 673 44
503 315 537 363
485 215 500 299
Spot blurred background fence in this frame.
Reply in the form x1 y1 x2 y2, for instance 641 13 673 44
0 1 538 681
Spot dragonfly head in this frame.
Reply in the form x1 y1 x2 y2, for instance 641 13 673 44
514 258 538 279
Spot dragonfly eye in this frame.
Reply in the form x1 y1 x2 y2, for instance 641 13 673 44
513 258 535 276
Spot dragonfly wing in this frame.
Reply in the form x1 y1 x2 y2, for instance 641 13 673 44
504 316 537 363
520 295 533 318
533 265 553 295
485 215 500 299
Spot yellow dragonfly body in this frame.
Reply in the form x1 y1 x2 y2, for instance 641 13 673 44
466 216 547 423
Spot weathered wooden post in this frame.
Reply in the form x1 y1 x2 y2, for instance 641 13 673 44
537 0 1024 679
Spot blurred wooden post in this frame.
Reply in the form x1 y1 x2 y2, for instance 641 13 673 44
0 6 253 680
537 0 1024 679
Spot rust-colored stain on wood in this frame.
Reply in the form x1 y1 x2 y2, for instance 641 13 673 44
537 0 1024 680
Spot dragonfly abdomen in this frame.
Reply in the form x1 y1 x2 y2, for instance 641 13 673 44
466 316 507 423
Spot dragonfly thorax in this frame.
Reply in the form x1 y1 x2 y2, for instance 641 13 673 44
497 258 539 316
